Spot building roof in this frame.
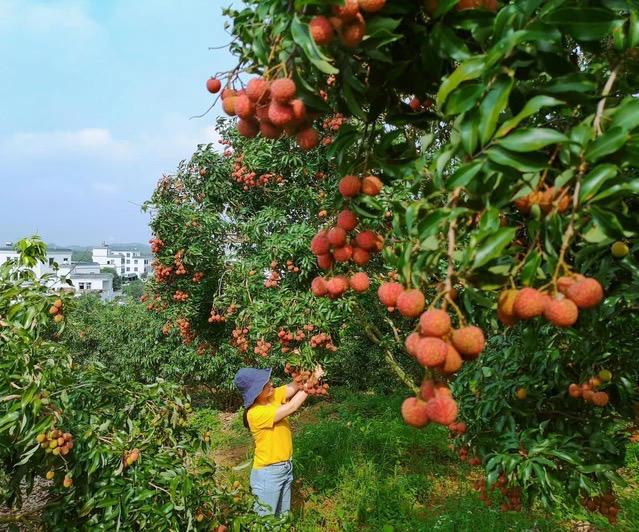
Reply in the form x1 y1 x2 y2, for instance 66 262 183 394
72 261 100 266
69 273 113 280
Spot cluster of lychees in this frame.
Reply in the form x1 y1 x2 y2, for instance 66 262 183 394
149 237 165 253
161 321 172 335
285 259 300 273
284 364 330 396
208 311 226 324
264 269 281 288
254 339 272 357
176 318 195 345
173 290 189 302
277 328 305 353
457 446 480 465
208 75 321 150
514 186 571 215
231 326 251 353
401 379 458 428
196 343 210 356
48 298 64 324
36 429 74 457
498 274 604 327
568 371 612 407
174 250 187 276
123 448 140 468
581 492 620 525
472 475 523 512
192 271 204 283
322 114 346 132
231 153 284 189
408 97 433 112
309 0 386 48
311 272 369 299
310 208 383 270
309 332 337 351
153 261 173 282
146 295 168 312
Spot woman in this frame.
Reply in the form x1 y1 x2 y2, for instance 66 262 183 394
233 366 323 517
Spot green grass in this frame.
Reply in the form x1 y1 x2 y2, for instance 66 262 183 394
208 389 639 531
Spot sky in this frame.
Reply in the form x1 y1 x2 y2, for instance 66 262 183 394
0 0 236 246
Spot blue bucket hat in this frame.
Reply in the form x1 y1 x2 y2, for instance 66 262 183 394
234 367 272 409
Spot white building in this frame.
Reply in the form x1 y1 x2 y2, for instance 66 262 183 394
92 243 153 279
0 246 114 301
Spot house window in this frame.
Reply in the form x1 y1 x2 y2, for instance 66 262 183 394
86 282 92 289
144 260 148 264
126 267 130 272
127 253 131 257
134 260 138 264
79 282 85 290
48 258 54 266
134 267 138 272
126 259 130 264
63 257 68 262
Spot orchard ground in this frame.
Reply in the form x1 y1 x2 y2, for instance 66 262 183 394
195 388 639 531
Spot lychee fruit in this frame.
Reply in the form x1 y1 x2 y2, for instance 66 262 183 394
543 296 578 327
420 379 436 401
352 247 370 266
246 77 270 103
339 175 361 197
268 102 295 126
237 118 259 138
311 233 331 255
497 289 518 324
515 387 527 400
401 397 430 428
418 309 451 337
451 326 485 358
592 391 609 407
354 230 378 251
206 77 221 94
566 278 604 309
377 282 403 307
291 99 306 120
434 383 453 398
222 96 237 116
415 337 448 368
332 0 359 21
336 210 358 231
350 272 370 292
557 274 584 294
311 277 328 297
259 120 283 139
309 16 334 45
361 175 383 196
340 16 365 47
234 95 255 119
611 241 629 258
513 287 546 319
438 343 463 375
327 276 349 297
568 383 581 398
358 0 385 13
327 227 347 247
333 245 353 262
396 289 426 318
425 396 458 426
317 253 334 270
270 78 296 103
405 332 421 357
297 128 319 150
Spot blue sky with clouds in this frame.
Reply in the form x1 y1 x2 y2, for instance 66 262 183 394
0 0 236 246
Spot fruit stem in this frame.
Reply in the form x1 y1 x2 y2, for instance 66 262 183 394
428 290 446 310
443 188 461 311
593 64 620 136
446 297 466 327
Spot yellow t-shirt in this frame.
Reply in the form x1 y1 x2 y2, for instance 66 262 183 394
247 385 292 469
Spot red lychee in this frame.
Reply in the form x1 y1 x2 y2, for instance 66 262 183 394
340 15 365 48
336 210 358 231
418 309 451 337
451 326 485 358
237 118 259 138
438 343 463 375
311 233 330 255
434 383 453 398
405 332 421 357
291 99 307 121
497 289 518 324
222 96 237 116
270 78 296 103
543 296 579 327
309 16 334 45
246 77 270 103
425 396 458 426
259 120 283 139
297 128 319 150
566 278 604 309
350 272 370 292
377 282 403 307
317 253 334 270
268 102 295 126
568 383 581 398
354 230 378 251
234 95 255 119
352 247 370 266
513 287 546 319
327 276 349 297
415 337 448 368
206 77 221 94
311 277 328 296
332 0 359 21
396 289 426 318
401 397 430 428
339 175 361 197
592 391 609 407
420 379 436 401
361 175 383 196
333 245 353 262
358 0 385 13
327 227 347 247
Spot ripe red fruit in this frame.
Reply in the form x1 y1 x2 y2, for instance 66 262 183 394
327 227 347 247
415 337 447 368
297 128 319 150
425 396 458 426
434 383 452 398
311 276 328 296
270 78 296 103
237 118 260 138
451 326 485 358
352 247 370 266
359 0 385 13
396 289 426 318
543 296 579 327
592 391 609 407
222 96 237 116
311 233 331 255
340 16 366 48
354 230 378 251
234 95 255 119
336 210 358 231
566 278 604 309
246 78 270 103
327 276 349 297
401 397 430 428
206 78 221 94
291 99 306 121
513 287 546 319
332 0 359 21
350 272 370 292
260 120 283 139
268 102 295 126
377 282 403 307
405 332 421 357
309 16 334 45
568 383 581 398
317 253 334 270
557 275 579 294
409 97 421 111
419 309 451 337
497 289 518 325
361 175 383 196
339 175 361 197
420 379 436 401
332 245 353 262
438 343 463 375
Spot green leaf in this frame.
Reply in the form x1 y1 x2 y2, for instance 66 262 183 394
585 127 629 162
479 78 513 145
473 227 517 269
437 56 486 107
447 160 484 190
610 98 639 133
497 128 568 152
579 164 618 202
542 7 623 41
486 147 547 172
520 250 541 286
459 110 480 155
445 83 484 115
290 15 339 74
496 96 564 138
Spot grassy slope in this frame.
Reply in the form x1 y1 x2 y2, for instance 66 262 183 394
199 389 639 531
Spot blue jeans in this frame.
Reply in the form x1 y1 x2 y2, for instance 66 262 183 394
249 460 293 516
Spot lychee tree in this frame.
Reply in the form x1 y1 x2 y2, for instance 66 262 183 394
207 0 639 521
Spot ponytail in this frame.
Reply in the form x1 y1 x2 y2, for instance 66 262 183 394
243 408 250 430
